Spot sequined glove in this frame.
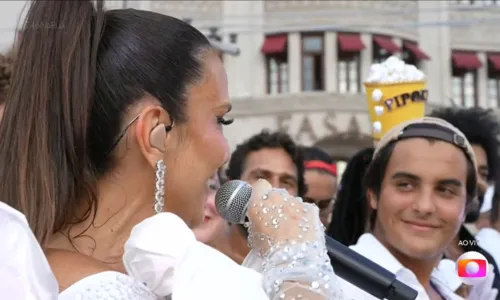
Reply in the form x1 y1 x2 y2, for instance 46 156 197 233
246 179 344 300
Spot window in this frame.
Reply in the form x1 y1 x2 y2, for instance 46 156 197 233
451 51 481 107
261 34 289 94
372 35 400 63
338 53 360 94
488 57 500 107
402 45 417 67
337 33 364 94
373 41 390 63
302 35 324 91
488 78 500 108
373 42 389 63
452 68 478 107
401 41 430 67
267 54 289 94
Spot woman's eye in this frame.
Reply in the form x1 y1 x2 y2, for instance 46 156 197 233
217 117 233 126
207 180 219 190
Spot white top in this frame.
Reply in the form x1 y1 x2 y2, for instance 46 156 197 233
476 228 500 268
0 202 59 300
340 233 462 300
59 271 157 300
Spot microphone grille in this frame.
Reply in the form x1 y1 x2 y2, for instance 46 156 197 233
215 180 252 224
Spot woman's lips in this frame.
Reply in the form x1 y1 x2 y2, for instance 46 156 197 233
204 216 211 222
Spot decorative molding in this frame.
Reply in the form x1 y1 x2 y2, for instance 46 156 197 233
150 1 222 20
263 1 418 40
228 92 444 117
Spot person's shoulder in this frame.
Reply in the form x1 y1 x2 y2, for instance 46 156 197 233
46 250 157 299
45 249 107 288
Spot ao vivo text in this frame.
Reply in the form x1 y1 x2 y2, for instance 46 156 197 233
458 240 480 247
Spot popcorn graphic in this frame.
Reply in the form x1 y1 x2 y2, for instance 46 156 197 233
364 56 428 140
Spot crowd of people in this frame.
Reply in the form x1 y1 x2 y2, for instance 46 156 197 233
1 1 500 299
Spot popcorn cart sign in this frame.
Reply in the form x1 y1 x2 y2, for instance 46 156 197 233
364 56 428 140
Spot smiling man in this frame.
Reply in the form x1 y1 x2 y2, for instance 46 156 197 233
340 117 497 299
224 130 307 264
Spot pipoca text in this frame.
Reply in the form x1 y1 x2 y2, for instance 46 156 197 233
384 89 428 112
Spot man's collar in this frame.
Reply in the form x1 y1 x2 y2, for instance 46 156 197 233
350 233 406 275
350 233 462 299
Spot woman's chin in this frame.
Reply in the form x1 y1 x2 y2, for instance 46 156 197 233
193 218 213 239
193 228 215 244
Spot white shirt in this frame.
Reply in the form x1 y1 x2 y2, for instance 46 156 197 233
340 233 462 300
0 202 58 300
476 228 500 268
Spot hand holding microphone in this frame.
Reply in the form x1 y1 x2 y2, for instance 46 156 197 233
216 179 344 300
245 179 322 256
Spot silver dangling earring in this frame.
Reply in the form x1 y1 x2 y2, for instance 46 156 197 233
154 160 166 214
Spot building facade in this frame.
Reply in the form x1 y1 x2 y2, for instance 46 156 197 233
1 0 500 163
139 0 500 162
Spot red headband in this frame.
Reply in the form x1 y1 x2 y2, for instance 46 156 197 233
305 160 337 176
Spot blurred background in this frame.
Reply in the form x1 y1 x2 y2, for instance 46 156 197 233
1 0 499 178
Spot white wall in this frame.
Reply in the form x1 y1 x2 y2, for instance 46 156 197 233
0 1 27 52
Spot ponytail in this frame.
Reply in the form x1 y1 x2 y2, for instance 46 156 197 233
0 1 105 244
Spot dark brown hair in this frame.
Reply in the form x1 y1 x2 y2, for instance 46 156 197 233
0 1 213 245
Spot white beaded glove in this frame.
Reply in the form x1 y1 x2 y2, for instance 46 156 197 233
245 179 344 300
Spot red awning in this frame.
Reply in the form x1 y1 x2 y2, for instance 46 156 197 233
488 53 500 71
261 35 287 54
373 35 401 53
452 51 482 69
337 33 365 52
403 41 430 60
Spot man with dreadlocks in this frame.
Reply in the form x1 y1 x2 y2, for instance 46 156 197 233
430 107 500 297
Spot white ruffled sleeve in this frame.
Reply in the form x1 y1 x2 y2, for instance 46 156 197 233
123 213 268 300
0 202 59 300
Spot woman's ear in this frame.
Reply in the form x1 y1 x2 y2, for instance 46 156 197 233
134 103 172 168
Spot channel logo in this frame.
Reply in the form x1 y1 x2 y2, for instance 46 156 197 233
456 251 488 285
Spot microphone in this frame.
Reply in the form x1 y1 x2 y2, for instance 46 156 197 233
215 180 418 300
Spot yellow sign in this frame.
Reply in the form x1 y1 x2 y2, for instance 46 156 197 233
364 81 428 140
